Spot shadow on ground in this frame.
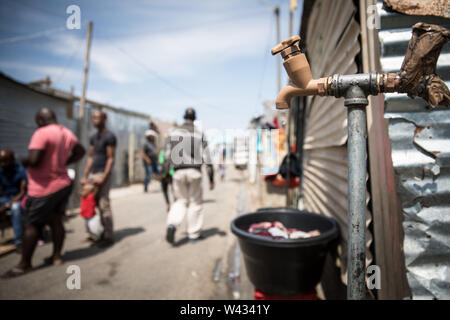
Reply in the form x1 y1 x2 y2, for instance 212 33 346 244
34 227 145 270
173 227 226 247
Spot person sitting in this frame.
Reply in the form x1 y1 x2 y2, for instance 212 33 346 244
0 149 27 250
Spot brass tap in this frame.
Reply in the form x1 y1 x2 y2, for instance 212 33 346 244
271 36 330 109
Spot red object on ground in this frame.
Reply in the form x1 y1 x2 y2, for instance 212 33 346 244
254 288 319 300
272 116 279 129
264 174 299 188
80 193 96 219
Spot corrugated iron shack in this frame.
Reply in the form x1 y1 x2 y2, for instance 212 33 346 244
0 72 166 208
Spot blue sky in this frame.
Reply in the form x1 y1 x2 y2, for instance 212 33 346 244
0 0 303 129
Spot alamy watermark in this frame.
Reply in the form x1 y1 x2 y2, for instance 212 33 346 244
64 4 381 31
367 5 380 30
366 265 381 290
66 265 81 290
165 128 281 173
66 5 81 30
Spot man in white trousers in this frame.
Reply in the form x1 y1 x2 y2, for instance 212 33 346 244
165 108 214 245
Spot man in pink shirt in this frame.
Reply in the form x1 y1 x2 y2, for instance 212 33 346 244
2 108 85 278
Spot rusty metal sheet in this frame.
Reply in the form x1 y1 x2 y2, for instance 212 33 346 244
385 110 450 299
303 147 373 275
379 2 450 298
305 13 360 149
383 0 450 18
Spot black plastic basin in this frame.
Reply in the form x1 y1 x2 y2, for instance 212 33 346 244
231 208 339 296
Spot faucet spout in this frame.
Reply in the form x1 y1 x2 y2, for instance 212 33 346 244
276 78 330 109
271 36 331 109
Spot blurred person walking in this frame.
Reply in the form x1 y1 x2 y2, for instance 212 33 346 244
81 110 117 248
0 149 27 249
218 145 226 182
158 136 175 212
141 129 159 193
165 108 214 244
1 108 85 278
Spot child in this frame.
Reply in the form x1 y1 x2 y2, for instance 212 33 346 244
80 183 102 242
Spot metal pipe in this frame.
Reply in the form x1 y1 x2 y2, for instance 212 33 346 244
286 111 291 207
346 104 367 300
342 85 369 300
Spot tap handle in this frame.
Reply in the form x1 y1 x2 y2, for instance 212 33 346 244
271 36 301 55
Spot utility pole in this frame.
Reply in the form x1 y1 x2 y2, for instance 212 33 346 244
289 0 297 37
275 7 281 93
79 21 93 119
76 21 93 203
286 0 297 207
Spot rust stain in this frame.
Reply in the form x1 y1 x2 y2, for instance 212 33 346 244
399 4 420 10
420 199 431 208
414 125 425 136
383 0 450 18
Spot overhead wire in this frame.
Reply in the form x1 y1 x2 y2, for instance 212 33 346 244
95 8 269 38
95 6 276 120
2 0 275 121
4 0 65 19
102 36 237 119
254 13 275 115
0 26 68 45
0 0 87 45
53 36 85 86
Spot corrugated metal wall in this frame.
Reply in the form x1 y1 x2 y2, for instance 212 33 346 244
0 75 77 159
0 74 154 209
377 1 450 299
300 0 373 287
0 74 79 209
76 101 150 188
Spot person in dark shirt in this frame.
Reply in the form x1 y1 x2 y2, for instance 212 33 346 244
81 110 116 248
141 129 158 193
0 149 27 247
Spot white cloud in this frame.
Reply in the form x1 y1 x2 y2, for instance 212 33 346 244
106 14 271 76
47 11 272 84
0 60 82 85
86 89 111 104
1 0 278 130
